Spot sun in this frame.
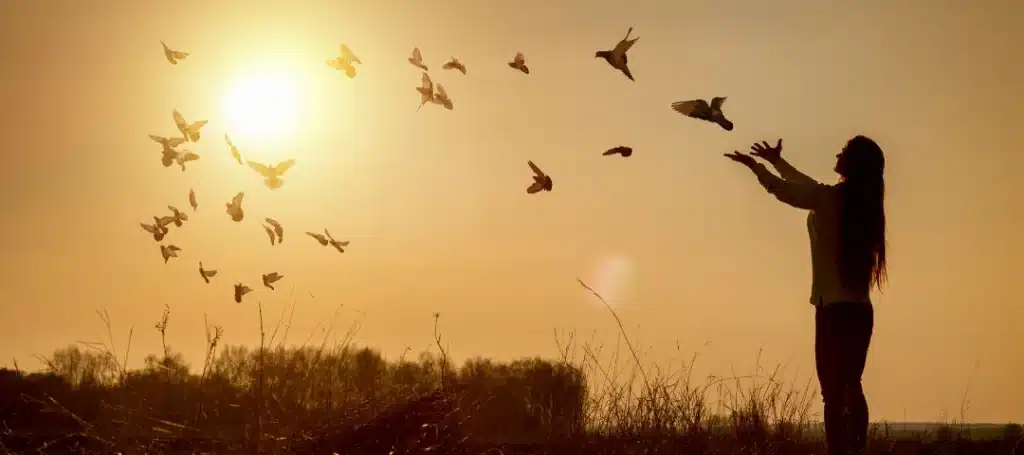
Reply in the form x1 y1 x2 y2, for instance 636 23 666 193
223 71 300 143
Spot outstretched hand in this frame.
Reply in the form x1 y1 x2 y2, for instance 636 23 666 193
724 151 758 168
750 139 783 163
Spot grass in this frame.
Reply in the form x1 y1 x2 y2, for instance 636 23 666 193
0 289 1020 454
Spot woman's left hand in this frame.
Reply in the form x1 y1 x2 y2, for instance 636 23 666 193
724 151 758 168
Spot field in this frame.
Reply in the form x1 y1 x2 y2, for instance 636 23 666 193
0 306 1020 455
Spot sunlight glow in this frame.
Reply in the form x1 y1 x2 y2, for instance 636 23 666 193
589 254 635 308
223 71 300 143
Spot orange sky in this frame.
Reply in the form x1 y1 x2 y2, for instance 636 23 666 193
0 0 1021 423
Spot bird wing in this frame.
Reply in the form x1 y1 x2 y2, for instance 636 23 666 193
157 215 176 227
172 109 186 128
306 232 328 245
171 50 189 59
149 134 166 144
224 134 234 148
189 189 196 205
179 152 200 162
528 160 544 177
167 137 185 147
443 58 458 69
187 120 207 132
514 52 525 65
613 28 638 55
232 192 244 206
327 58 345 70
340 44 360 64
603 147 623 156
671 99 710 117
411 47 422 62
710 96 728 111
248 161 272 177
206 270 218 277
420 72 433 91
265 218 281 230
527 181 544 194
435 84 448 100
141 223 159 234
272 159 296 175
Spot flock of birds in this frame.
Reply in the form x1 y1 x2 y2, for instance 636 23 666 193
150 28 736 303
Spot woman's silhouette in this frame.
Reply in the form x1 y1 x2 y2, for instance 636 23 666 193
725 137 887 455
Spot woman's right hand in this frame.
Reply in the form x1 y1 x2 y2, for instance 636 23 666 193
750 139 783 163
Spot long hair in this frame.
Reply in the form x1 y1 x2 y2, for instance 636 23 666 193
836 135 888 294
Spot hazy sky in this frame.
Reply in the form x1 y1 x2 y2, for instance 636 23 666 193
1 0 1021 423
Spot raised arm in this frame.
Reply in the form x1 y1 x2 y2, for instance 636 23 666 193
749 162 830 211
770 157 819 185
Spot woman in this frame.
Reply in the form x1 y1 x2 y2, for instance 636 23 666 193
725 137 887 455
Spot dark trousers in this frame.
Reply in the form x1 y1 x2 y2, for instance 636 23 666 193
815 301 874 455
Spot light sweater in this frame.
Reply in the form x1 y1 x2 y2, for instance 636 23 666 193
749 158 871 307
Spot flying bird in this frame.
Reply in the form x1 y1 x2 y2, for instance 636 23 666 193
141 220 169 242
160 244 181 263
263 224 277 245
172 109 208 142
508 52 530 74
234 283 253 303
603 146 633 157
526 160 553 194
262 272 284 290
247 159 296 190
149 134 185 152
174 150 200 171
325 229 350 253
327 44 362 78
442 57 467 75
160 41 189 65
670 97 734 131
408 47 428 71
188 188 198 211
416 72 434 111
167 206 188 227
595 27 639 81
198 262 217 284
306 231 329 246
264 218 284 243
225 192 245 222
432 84 454 111
224 134 244 165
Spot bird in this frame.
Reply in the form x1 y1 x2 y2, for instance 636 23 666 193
226 192 245 222
247 159 296 190
263 225 276 245
234 283 253 303
141 220 169 242
198 262 217 284
408 47 428 71
416 72 434 111
264 218 284 243
432 84 454 111
508 52 530 74
526 161 553 194
174 150 200 171
595 26 639 82
172 109 208 142
670 97 734 131
149 134 185 153
188 188 198 211
327 44 362 78
306 231 329 246
442 57 467 75
160 244 181 263
160 41 189 65
603 146 633 157
224 134 244 165
262 272 284 290
325 229 350 253
155 215 176 230
167 206 188 227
